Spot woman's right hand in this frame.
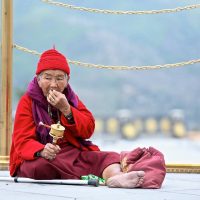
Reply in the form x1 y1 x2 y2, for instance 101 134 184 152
40 143 61 160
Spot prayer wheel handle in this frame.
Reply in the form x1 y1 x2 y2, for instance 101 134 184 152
39 122 65 144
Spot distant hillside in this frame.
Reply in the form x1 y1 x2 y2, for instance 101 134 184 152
9 0 200 129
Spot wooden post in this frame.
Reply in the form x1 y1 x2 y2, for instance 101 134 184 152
0 0 13 170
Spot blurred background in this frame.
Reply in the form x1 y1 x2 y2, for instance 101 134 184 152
1 0 200 163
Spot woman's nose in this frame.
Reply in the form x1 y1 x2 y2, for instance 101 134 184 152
49 79 58 87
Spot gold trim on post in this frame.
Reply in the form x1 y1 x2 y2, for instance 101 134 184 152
166 164 200 173
0 0 13 170
0 156 9 170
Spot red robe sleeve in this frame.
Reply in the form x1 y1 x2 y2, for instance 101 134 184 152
61 96 95 139
12 94 45 160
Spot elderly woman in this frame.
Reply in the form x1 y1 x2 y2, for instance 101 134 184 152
10 48 148 188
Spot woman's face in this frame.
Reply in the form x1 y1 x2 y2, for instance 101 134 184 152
37 70 69 96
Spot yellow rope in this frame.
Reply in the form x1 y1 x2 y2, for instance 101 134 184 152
13 44 200 71
41 0 200 15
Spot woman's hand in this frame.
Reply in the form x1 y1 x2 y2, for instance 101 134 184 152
47 89 71 115
40 143 61 160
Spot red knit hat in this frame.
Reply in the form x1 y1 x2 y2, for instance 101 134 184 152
36 48 70 75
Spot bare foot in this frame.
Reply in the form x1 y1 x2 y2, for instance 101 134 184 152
106 171 145 189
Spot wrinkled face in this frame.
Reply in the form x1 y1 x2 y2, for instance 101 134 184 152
37 70 69 96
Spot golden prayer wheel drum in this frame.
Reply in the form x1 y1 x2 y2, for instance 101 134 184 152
49 123 65 144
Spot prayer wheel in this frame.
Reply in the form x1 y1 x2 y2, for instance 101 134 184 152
49 123 65 144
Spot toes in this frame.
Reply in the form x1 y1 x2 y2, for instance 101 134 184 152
139 179 144 185
137 171 145 177
135 180 144 187
135 176 145 187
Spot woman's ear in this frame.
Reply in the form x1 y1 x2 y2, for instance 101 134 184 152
37 75 42 87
